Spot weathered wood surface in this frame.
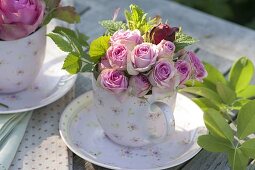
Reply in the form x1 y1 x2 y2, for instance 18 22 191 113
71 0 255 169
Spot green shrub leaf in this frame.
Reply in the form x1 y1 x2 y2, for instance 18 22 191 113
237 100 255 139
204 108 234 142
47 33 73 52
240 138 255 159
174 28 198 51
237 85 255 99
99 20 126 35
89 36 110 62
62 53 81 74
227 148 249 170
216 83 236 105
229 57 254 93
192 97 219 111
180 87 222 106
197 134 233 152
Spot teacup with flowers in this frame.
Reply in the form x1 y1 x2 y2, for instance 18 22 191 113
0 0 79 93
51 4 207 147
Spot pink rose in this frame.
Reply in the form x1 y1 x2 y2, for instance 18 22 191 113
175 60 191 85
129 74 151 97
98 69 128 94
0 0 45 40
106 43 129 70
110 29 143 49
157 40 175 59
98 56 111 71
187 51 207 82
149 59 179 89
127 43 158 75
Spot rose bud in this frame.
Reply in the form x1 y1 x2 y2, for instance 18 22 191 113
150 23 179 45
129 74 151 97
106 43 129 70
149 59 178 89
175 60 191 85
157 40 175 59
110 29 143 49
186 51 208 82
127 43 158 75
0 0 45 40
98 56 111 71
98 69 128 94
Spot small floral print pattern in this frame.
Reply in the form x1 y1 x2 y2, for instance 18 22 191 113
127 122 138 131
147 112 162 120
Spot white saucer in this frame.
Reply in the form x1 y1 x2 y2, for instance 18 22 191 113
60 91 207 170
0 54 76 114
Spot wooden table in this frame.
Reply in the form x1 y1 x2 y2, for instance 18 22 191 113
70 0 255 169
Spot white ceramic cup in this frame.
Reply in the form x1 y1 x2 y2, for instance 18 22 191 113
0 27 46 94
93 78 176 147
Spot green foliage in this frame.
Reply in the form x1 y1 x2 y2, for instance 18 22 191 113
99 20 126 35
124 4 156 34
47 26 93 74
237 100 255 139
185 57 255 170
229 57 254 93
88 36 111 62
174 28 198 51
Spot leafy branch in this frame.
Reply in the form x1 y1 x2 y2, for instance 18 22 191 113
47 26 93 74
42 0 80 25
181 57 255 169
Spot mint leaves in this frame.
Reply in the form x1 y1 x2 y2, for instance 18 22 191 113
89 36 111 62
125 4 156 34
99 20 126 35
48 26 93 74
182 57 255 170
174 28 198 51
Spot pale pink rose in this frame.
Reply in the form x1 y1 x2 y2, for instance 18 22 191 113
0 0 45 40
149 59 179 89
127 43 158 75
175 60 191 85
129 74 151 97
98 69 128 94
186 51 207 82
110 29 143 49
98 56 111 71
106 43 129 70
157 40 175 59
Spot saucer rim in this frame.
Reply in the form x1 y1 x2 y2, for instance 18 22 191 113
59 90 204 170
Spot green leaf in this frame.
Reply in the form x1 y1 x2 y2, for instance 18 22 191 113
89 36 110 62
81 64 94 72
43 6 80 25
229 57 254 93
237 100 255 139
240 138 255 159
62 53 82 74
44 0 60 11
99 20 126 35
124 4 154 34
180 87 222 106
232 99 250 110
192 97 219 111
216 83 236 105
204 108 234 142
227 148 249 170
203 62 227 86
237 85 255 99
52 26 84 55
197 134 233 152
47 33 73 52
77 31 89 47
174 28 198 51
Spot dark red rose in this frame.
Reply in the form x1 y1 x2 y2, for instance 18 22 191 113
150 23 179 45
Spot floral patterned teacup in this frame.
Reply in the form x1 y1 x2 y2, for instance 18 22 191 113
93 79 176 147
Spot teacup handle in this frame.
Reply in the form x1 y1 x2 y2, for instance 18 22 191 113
149 101 175 144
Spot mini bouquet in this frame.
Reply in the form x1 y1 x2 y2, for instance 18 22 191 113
0 0 79 40
50 4 207 98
